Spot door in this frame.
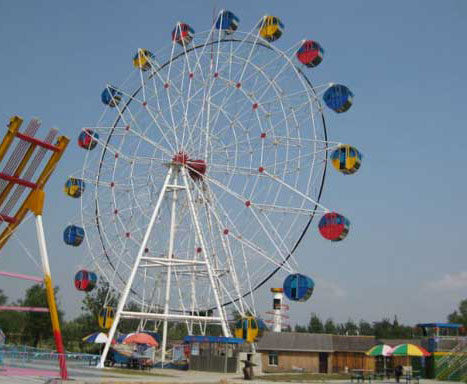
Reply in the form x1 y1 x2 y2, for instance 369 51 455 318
319 352 328 373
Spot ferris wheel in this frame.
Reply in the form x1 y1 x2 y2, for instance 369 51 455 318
64 10 361 366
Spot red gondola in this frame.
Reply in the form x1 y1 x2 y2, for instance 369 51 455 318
318 212 350 241
172 23 195 46
78 129 99 150
74 270 97 292
296 40 324 68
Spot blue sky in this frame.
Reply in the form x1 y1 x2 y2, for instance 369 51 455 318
0 0 466 327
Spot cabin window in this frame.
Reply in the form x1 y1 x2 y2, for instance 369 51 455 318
268 351 278 366
251 318 258 329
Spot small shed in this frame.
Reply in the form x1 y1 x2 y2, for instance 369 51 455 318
257 331 376 373
184 335 244 373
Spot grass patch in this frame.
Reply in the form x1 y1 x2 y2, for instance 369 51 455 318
256 372 350 382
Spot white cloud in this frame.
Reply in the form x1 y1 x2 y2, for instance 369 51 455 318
315 277 346 299
425 271 467 291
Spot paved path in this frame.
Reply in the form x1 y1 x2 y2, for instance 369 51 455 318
0 363 462 384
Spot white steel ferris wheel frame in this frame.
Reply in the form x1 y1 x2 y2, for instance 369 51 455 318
81 14 341 368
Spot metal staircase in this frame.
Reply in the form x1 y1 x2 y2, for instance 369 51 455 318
436 337 467 381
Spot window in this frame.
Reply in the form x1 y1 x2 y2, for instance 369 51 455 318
268 351 278 366
273 298 281 310
251 318 258 330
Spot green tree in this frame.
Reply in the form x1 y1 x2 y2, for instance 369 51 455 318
0 289 7 305
308 313 324 333
0 291 25 344
373 318 393 338
448 299 467 326
359 320 374 336
343 319 358 335
324 318 337 334
20 284 63 347
295 324 308 333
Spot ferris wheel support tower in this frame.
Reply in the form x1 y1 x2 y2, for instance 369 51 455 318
98 164 232 368
271 288 284 333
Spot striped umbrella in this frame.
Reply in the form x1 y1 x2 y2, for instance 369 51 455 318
82 332 116 344
366 344 393 356
390 344 430 357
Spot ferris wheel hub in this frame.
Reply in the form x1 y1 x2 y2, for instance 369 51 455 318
171 151 207 180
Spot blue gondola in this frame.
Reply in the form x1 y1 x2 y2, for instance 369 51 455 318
64 225 85 246
323 84 354 113
215 11 239 35
283 273 314 302
101 86 122 107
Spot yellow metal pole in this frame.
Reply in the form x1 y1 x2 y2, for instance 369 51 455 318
34 208 68 380
0 116 22 163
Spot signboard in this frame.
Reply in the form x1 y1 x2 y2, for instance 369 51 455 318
191 343 200 356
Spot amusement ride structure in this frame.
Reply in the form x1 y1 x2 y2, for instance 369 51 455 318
65 10 362 366
0 116 69 379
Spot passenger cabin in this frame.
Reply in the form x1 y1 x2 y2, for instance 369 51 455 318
133 49 154 71
318 212 350 241
101 87 122 108
74 270 97 292
215 11 239 35
323 84 354 113
99 306 115 329
234 316 263 343
330 145 362 175
64 177 85 198
283 273 314 302
297 40 324 68
78 129 99 150
63 225 85 246
258 16 284 42
172 23 195 46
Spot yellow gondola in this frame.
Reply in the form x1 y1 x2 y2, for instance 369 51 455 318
63 177 85 198
98 306 115 329
330 144 362 175
258 16 284 42
234 316 260 343
133 49 154 71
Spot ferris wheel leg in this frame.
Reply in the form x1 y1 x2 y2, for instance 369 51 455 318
34 213 68 380
160 168 179 366
180 168 231 337
97 167 174 369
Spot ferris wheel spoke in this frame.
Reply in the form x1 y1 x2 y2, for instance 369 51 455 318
193 177 294 271
111 90 178 155
188 178 294 278
194 184 247 312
